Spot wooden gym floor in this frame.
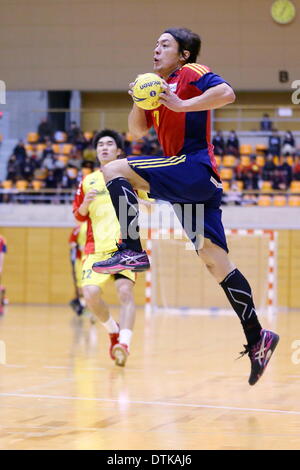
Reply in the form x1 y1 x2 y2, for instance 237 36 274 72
0 305 300 450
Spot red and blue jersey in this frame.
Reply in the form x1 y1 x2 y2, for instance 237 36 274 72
0 236 7 254
145 63 229 178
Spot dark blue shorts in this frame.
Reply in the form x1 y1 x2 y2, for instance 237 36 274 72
128 150 228 253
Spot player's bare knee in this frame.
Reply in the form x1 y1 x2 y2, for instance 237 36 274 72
198 246 215 269
117 283 134 305
102 159 126 182
82 286 99 304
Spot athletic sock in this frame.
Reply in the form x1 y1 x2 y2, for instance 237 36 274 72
106 177 143 252
119 329 132 349
220 269 262 346
102 315 119 334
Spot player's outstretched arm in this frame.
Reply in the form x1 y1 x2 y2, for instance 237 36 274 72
159 82 235 112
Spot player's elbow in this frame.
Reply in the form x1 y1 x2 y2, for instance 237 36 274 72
128 124 148 140
224 86 235 104
130 130 147 140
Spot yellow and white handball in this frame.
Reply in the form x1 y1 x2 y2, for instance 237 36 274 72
132 73 163 110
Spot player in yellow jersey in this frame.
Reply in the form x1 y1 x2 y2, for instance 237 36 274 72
69 222 88 316
73 129 137 366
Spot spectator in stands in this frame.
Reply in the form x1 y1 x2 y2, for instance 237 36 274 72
262 154 276 181
68 152 82 170
141 134 153 155
131 138 144 155
268 129 281 156
293 159 300 181
61 166 79 189
42 153 65 185
42 153 57 172
282 130 296 156
212 130 225 156
45 170 58 189
235 156 260 190
37 119 53 142
74 131 88 153
234 157 244 182
260 113 273 132
271 168 285 191
6 155 18 182
225 130 239 156
276 155 293 189
13 140 27 164
67 121 81 144
21 155 37 182
41 141 54 163
247 156 260 190
54 130 66 143
29 144 39 162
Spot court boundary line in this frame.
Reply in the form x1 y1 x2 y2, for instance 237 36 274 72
0 392 299 416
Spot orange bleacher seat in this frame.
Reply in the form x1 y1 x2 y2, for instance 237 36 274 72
52 144 60 154
261 181 272 191
62 144 73 155
256 156 265 167
16 180 29 190
223 155 236 167
273 195 287 207
222 181 230 192
256 144 267 155
25 144 33 153
288 196 300 207
32 180 43 190
84 131 93 141
240 155 251 167
34 168 48 180
220 168 233 180
287 156 294 166
37 143 46 153
1 180 13 189
236 180 244 191
273 156 279 165
214 155 222 167
290 181 300 193
258 195 272 206
58 155 69 165
27 132 39 143
240 144 252 155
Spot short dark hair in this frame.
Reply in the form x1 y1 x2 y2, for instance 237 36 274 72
92 129 125 152
164 27 201 64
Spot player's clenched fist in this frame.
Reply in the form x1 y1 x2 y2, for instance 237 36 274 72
79 189 99 215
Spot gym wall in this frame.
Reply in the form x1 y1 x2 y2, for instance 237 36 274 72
1 0 299 91
0 226 299 308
